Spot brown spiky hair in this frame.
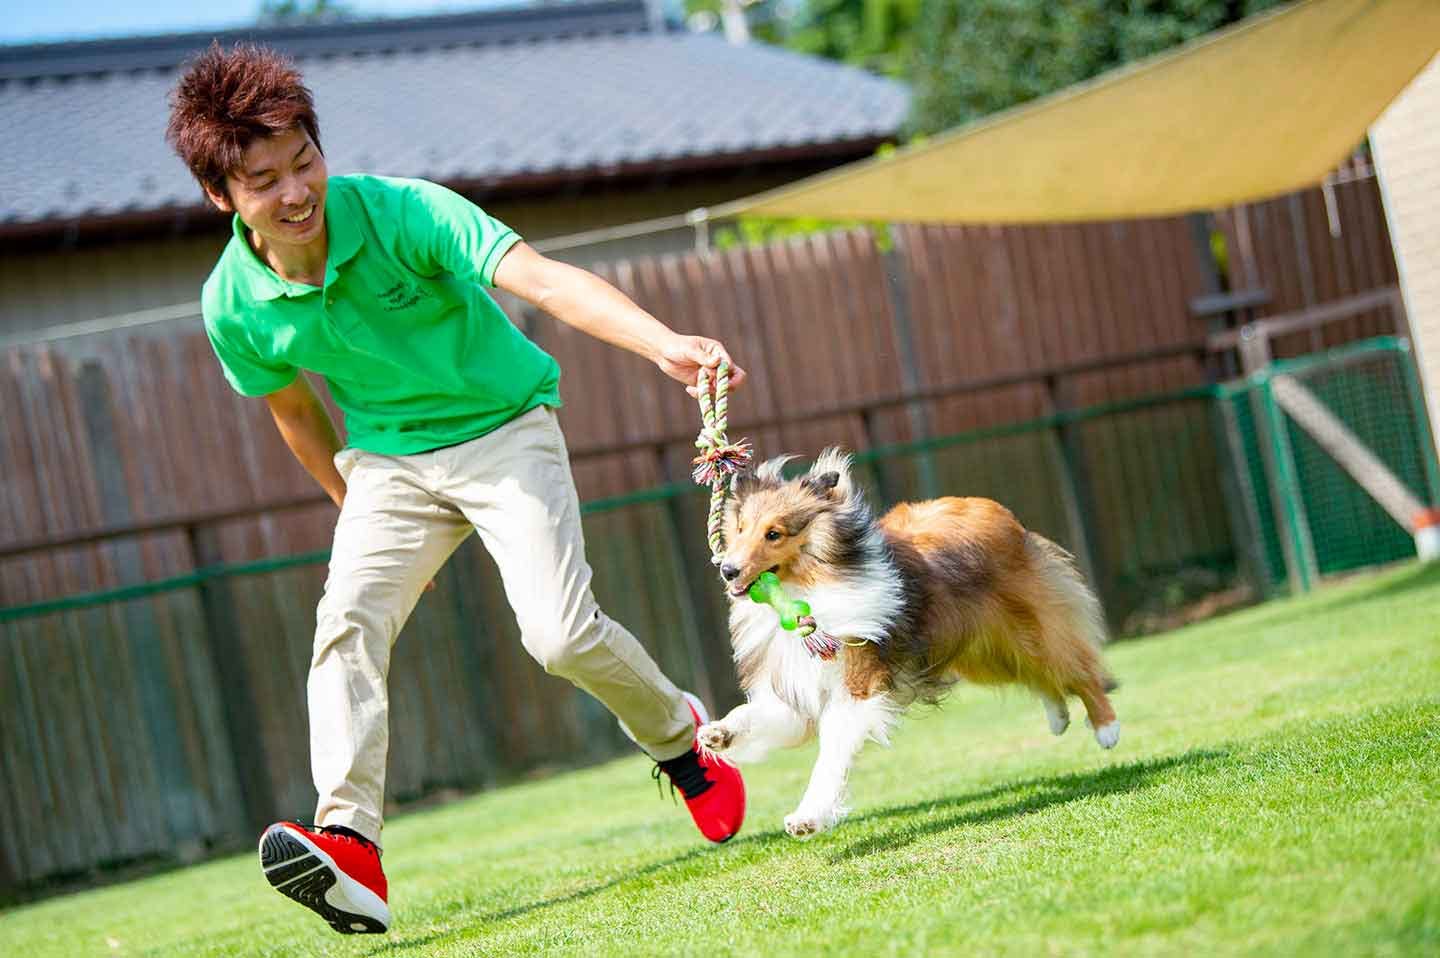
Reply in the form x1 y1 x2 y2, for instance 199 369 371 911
166 42 322 200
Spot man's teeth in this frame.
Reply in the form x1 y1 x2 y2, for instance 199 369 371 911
281 206 314 223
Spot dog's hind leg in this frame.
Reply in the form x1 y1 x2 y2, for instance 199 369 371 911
1042 694 1071 736
1075 679 1120 749
1025 532 1118 748
697 692 811 764
784 694 896 839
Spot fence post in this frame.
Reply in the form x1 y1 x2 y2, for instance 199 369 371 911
1212 390 1274 596
187 525 277 831
882 228 940 500
858 409 896 504
1396 339 1440 508
1241 327 1319 593
1257 378 1319 593
1044 375 1109 625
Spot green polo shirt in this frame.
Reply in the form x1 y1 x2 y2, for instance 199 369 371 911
201 174 561 455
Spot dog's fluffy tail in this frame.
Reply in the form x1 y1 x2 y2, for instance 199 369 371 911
1025 533 1117 689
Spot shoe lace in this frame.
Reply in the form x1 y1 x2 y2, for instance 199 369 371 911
653 749 714 802
320 824 380 858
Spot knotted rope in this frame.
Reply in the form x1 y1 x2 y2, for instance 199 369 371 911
692 362 753 563
691 364 843 660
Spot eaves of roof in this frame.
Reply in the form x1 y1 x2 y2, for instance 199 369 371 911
0 136 893 246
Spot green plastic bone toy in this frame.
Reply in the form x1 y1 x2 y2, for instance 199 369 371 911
747 571 841 659
747 571 808 629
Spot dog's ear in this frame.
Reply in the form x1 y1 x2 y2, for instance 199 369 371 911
801 471 841 498
805 447 855 500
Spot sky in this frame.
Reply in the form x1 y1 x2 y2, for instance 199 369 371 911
0 0 518 45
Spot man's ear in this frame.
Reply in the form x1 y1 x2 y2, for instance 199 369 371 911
203 182 234 213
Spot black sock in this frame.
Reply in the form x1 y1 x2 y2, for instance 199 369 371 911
657 748 713 799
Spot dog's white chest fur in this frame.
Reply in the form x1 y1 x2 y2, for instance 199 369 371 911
728 566 906 719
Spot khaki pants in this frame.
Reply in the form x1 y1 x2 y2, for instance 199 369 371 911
310 405 694 846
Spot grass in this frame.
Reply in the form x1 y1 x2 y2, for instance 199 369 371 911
4 562 1439 957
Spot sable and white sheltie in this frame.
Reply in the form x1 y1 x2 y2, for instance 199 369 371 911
696 448 1120 839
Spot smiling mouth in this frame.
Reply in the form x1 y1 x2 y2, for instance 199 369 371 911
729 565 780 598
280 204 316 225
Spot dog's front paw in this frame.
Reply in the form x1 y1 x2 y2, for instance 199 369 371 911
784 805 842 840
784 813 823 839
696 722 733 753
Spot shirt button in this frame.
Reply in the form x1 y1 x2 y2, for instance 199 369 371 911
326 295 335 306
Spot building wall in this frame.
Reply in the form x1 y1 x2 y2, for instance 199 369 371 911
1372 54 1440 450
0 233 227 340
0 166 817 343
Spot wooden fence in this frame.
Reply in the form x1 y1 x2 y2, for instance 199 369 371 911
0 175 1400 890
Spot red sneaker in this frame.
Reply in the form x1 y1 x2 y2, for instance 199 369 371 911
258 822 390 934
653 692 746 843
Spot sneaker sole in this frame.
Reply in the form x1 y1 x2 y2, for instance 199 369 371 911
259 825 390 934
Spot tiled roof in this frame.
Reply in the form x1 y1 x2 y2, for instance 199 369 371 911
0 1 909 228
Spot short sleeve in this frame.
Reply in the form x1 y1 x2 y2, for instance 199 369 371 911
202 299 298 397
383 177 521 287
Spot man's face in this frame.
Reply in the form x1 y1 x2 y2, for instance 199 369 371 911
206 127 328 251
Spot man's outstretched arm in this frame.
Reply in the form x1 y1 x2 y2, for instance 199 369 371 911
265 375 347 507
492 242 747 396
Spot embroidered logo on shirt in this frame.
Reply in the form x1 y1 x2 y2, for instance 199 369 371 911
378 279 429 311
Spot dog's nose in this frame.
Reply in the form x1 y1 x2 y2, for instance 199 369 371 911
720 562 740 581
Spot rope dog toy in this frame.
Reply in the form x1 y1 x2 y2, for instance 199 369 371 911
692 364 842 660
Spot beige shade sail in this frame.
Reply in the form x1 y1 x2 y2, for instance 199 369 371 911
713 0 1440 225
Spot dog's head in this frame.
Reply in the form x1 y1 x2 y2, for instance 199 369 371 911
719 447 868 597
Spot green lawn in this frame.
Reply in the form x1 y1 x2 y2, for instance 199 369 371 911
5 562 1439 957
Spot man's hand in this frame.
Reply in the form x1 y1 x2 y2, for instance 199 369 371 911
657 334 748 397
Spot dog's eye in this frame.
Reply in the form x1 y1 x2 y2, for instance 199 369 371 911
765 529 783 542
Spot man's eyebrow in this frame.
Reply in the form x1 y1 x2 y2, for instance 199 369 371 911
242 141 310 180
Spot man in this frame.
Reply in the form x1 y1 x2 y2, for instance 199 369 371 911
167 42 745 935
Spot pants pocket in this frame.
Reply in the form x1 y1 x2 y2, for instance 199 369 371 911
333 447 365 482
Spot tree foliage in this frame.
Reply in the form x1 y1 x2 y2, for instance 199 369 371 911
683 0 919 76
258 0 353 26
784 0 923 77
909 0 1288 135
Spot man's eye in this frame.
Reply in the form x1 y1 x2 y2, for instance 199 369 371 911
765 530 782 542
297 161 312 171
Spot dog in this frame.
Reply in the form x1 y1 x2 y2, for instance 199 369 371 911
695 448 1119 839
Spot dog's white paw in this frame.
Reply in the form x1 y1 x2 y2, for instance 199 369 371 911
1094 720 1121 749
784 805 843 839
696 722 732 753
1044 698 1071 736
784 813 825 839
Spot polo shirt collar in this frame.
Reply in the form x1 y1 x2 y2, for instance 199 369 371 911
231 186 363 301
325 185 362 273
